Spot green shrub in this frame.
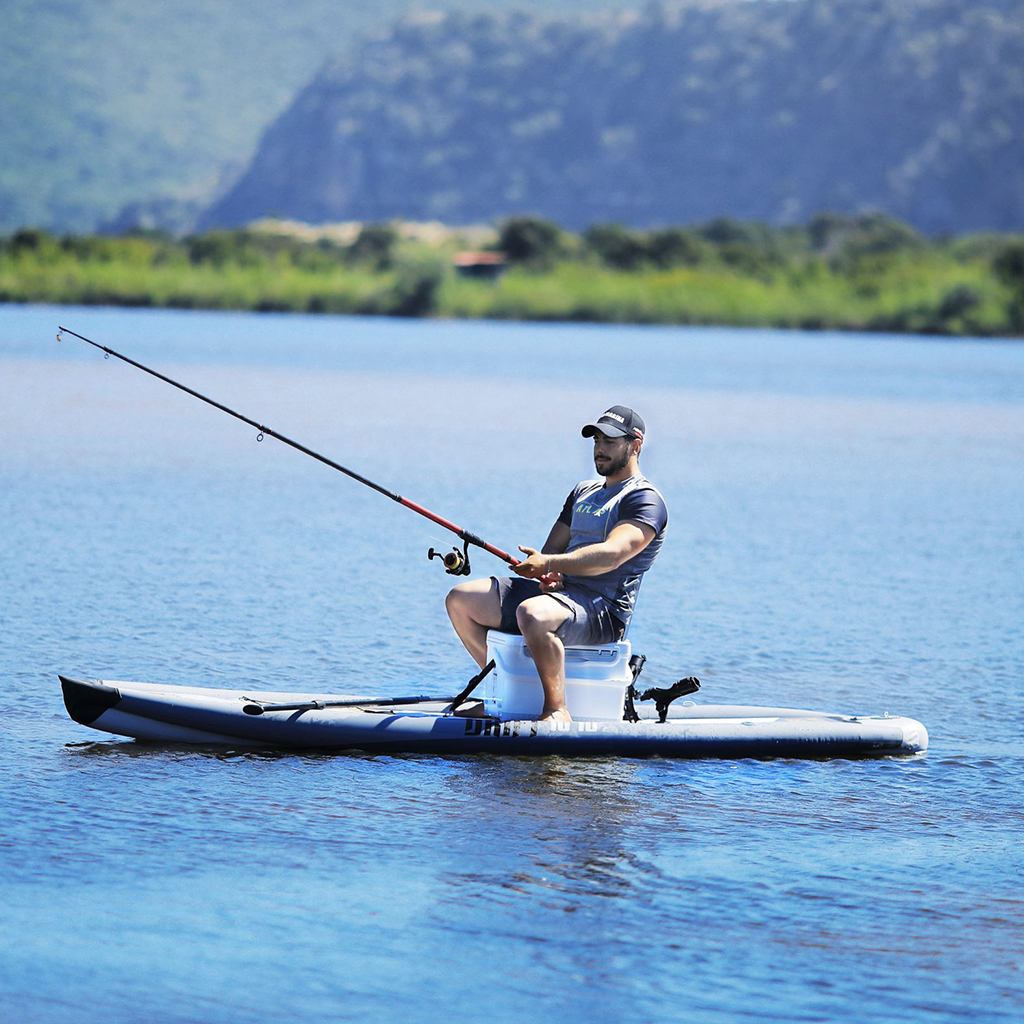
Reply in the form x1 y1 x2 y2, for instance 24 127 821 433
697 218 774 248
583 223 648 271
993 242 1024 330
389 256 445 316
348 224 399 270
496 216 563 268
647 228 706 268
993 242 1024 289
937 285 981 320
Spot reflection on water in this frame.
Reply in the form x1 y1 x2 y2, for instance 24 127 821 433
3 304 1024 1023
452 759 653 905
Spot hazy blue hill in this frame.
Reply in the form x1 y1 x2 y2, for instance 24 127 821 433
200 0 1024 235
0 0 627 234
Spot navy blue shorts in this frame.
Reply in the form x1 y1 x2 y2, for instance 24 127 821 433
492 576 624 647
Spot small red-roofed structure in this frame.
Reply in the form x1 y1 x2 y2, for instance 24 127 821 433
453 251 508 280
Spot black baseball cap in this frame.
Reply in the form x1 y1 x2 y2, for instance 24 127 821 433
581 406 646 441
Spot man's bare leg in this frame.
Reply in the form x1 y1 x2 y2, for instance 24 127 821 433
445 577 502 669
516 596 573 722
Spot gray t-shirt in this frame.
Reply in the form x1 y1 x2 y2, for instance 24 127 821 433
556 474 668 630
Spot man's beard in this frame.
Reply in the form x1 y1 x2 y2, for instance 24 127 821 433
595 446 630 477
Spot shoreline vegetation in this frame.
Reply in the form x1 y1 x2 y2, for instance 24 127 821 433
2 215 1023 337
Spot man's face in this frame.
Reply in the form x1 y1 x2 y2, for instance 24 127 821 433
592 431 632 477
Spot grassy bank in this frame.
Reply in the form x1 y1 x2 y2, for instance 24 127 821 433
2 217 1022 336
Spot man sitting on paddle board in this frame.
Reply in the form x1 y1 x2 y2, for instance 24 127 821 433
446 406 668 721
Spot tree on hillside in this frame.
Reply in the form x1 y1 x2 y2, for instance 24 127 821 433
584 224 648 271
348 224 398 269
993 241 1024 330
647 229 706 269
497 217 563 268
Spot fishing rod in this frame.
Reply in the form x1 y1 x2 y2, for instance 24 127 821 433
56 325 516 576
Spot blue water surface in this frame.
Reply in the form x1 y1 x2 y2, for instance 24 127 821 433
2 304 1022 1023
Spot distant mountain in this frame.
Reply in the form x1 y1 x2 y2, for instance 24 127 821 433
0 0 628 234
200 0 1024 236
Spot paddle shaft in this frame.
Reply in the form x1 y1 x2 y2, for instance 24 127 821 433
242 660 495 716
57 326 519 566
242 694 442 715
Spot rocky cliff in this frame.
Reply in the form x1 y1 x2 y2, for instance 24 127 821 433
199 0 1024 235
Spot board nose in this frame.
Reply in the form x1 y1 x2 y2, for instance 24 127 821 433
59 676 122 726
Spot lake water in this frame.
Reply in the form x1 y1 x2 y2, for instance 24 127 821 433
2 304 1023 1023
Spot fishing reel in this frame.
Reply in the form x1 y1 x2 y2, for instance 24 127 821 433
428 538 472 576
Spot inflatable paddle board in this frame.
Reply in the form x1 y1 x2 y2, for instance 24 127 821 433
59 675 928 759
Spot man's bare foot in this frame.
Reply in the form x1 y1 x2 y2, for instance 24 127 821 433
453 700 487 718
538 707 572 723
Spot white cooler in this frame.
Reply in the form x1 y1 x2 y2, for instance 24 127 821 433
482 630 633 721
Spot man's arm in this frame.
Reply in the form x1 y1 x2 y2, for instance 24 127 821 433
541 521 570 555
514 521 655 579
